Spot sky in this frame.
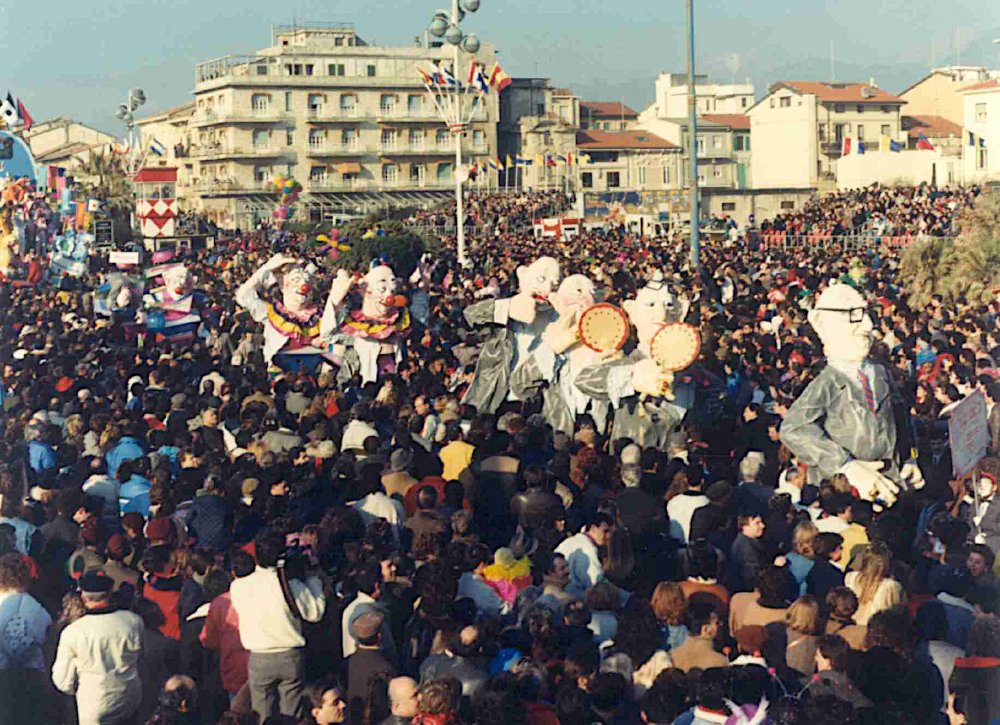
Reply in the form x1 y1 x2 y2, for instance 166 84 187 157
7 0 1000 134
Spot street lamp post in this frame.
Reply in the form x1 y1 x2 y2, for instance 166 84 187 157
114 87 146 176
427 0 483 267
685 0 700 272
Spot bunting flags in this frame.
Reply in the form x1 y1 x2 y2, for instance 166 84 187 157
857 141 865 155
15 97 32 131
916 132 935 151
889 139 903 153
487 62 512 91
150 138 167 157
417 67 434 86
505 154 514 169
842 136 852 156
515 156 533 166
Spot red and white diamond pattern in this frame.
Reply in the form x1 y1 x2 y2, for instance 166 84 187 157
141 217 176 238
136 199 178 217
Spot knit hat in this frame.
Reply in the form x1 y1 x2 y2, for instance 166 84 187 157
79 570 114 594
107 534 130 560
145 517 174 543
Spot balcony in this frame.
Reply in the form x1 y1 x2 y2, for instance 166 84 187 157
190 178 272 194
381 143 454 156
307 143 365 156
191 109 285 126
463 143 490 156
310 178 369 192
189 144 286 160
306 107 361 122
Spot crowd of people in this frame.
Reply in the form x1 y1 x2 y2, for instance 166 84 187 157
757 185 981 238
406 191 573 234
0 186 998 725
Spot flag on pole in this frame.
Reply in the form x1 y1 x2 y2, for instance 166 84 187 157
440 63 457 88
545 153 557 167
555 153 567 165
841 136 852 156
916 132 935 151
505 154 514 169
150 138 167 156
968 131 976 146
417 67 434 86
979 136 987 148
879 135 891 153
566 152 574 166
467 59 479 85
515 156 533 166
472 64 490 94
857 141 865 155
15 98 32 131
889 139 903 153
487 63 512 91
487 158 498 170
495 157 504 171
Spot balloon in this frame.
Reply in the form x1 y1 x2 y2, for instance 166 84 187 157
390 294 408 308
337 243 351 252
330 228 340 242
316 234 330 244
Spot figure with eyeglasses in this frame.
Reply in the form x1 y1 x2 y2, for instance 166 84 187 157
781 283 923 506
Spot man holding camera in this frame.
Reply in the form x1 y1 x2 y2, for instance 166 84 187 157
230 529 327 721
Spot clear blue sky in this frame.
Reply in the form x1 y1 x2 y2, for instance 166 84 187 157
8 0 1000 134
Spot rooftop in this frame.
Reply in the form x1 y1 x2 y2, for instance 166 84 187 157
901 114 963 139
961 78 1000 93
575 129 677 150
774 81 905 104
581 101 638 119
701 113 750 130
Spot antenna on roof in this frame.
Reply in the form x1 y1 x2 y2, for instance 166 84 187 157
830 40 836 82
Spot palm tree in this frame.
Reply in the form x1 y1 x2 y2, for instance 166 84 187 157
76 149 135 213
951 191 1000 304
900 236 957 307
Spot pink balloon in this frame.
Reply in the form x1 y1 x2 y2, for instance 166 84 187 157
330 228 340 242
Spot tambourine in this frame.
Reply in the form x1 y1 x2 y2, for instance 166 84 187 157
650 322 701 372
578 303 630 353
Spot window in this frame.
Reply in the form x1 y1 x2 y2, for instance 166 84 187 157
382 164 398 184
741 97 748 108
779 97 791 108
978 148 988 170
381 128 397 149
380 94 396 115
697 173 706 184
251 94 270 113
308 94 324 113
310 166 327 182
734 135 749 151
770 98 775 108
662 166 670 184
286 129 294 146
367 64 377 77
253 166 269 182
856 105 864 113
713 167 723 178
305 64 314 76
252 129 269 148
606 171 620 188
834 104 845 113
341 128 357 147
339 94 357 114
410 164 424 183
436 129 449 147
284 92 292 112
543 131 552 146
409 129 424 148
857 125 865 140
536 103 545 115
713 135 722 149
285 64 303 76
637 167 646 185
881 124 891 136
722 202 736 212
581 172 593 188
408 95 423 114
335 36 344 47
696 137 705 154
881 105 892 114
976 103 987 123
329 63 345 76
308 129 325 149
472 130 485 147
437 162 452 180
834 123 846 141
256 64 268 76
780 200 795 210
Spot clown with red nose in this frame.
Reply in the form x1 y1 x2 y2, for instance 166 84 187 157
141 262 203 346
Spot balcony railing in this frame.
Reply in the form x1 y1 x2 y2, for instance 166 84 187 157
307 107 361 121
307 143 364 155
189 144 285 159
192 109 284 126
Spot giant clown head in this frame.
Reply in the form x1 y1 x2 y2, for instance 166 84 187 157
516 256 561 301
807 283 873 364
550 274 596 318
622 272 690 344
160 264 192 301
279 264 316 314
362 264 399 319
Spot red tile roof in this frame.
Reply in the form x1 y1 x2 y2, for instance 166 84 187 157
575 129 677 150
581 101 639 119
778 81 904 104
960 78 1000 93
902 114 963 139
701 113 750 130
551 87 576 96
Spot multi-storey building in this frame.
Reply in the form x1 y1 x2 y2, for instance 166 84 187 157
748 80 905 189
635 114 750 189
580 102 638 132
961 78 1000 182
135 102 196 206
900 66 993 126
186 23 498 228
640 73 755 121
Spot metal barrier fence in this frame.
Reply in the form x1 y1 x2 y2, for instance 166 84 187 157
751 232 955 250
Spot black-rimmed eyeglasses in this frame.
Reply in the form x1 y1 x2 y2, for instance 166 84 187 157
814 306 868 323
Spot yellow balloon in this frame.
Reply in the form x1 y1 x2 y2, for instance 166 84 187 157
337 243 352 252
316 235 330 243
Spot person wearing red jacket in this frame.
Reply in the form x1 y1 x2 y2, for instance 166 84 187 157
200 549 253 701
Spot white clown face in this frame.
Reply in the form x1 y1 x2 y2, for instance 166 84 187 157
161 265 191 298
281 266 314 312
623 277 686 342
517 256 561 301
363 265 398 317
551 274 596 316
808 284 874 364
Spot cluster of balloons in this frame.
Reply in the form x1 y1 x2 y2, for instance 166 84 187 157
316 227 352 260
271 176 302 222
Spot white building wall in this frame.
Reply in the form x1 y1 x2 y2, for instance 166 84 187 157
836 150 960 189
961 87 1000 182
749 93 818 189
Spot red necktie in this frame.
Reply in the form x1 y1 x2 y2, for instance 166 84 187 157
858 369 875 412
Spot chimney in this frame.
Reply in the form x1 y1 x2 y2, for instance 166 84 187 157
869 76 877 88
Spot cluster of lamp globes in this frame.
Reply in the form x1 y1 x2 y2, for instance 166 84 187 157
115 88 147 125
428 0 482 53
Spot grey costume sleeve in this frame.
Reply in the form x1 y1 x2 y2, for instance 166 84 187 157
464 298 499 327
575 360 634 407
509 343 557 401
780 375 851 479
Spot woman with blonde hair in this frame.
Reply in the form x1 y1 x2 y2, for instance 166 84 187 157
784 594 822 675
786 521 818 595
651 581 689 651
845 541 905 625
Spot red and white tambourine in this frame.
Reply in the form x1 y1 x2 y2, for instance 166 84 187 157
578 303 630 353
650 322 701 372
